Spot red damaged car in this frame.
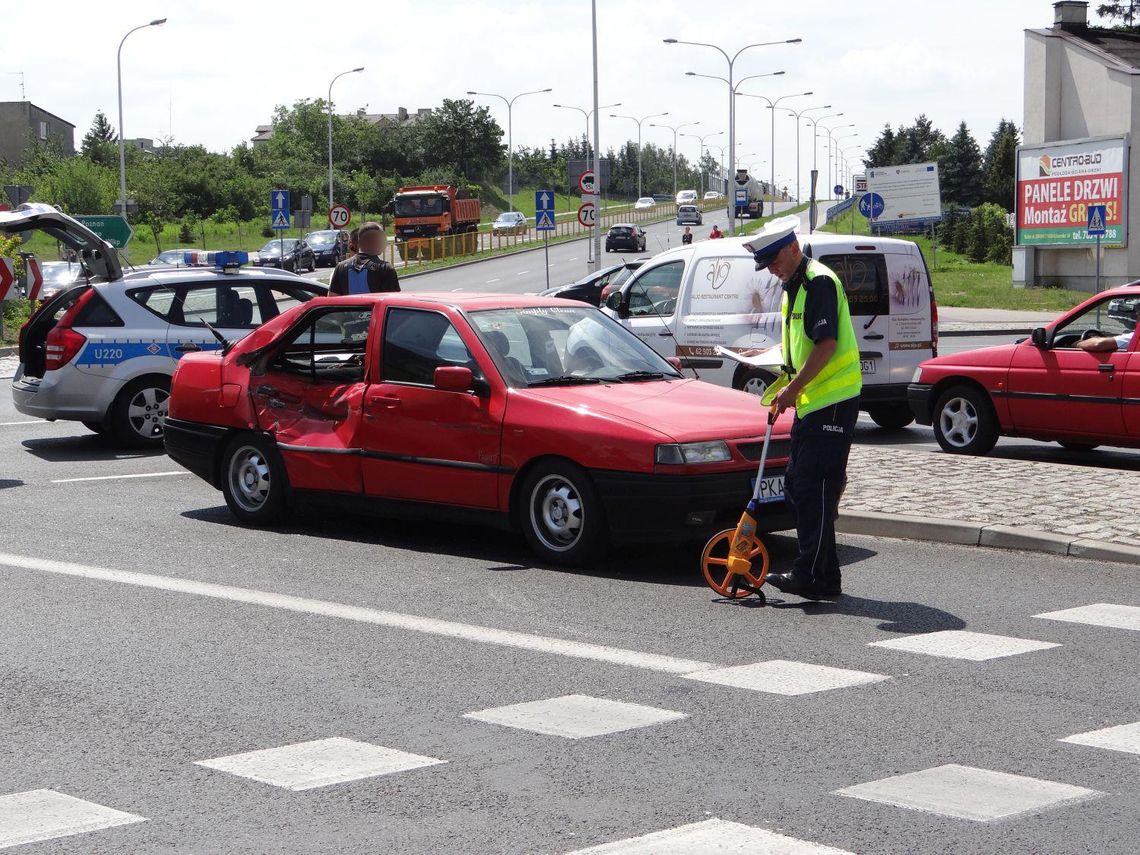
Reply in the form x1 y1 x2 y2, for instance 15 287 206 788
909 284 1140 455
165 293 793 564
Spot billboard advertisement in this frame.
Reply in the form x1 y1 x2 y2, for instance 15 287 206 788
865 162 942 223
1016 136 1127 247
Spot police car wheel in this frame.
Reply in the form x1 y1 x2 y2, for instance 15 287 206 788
933 384 998 456
222 434 288 524
519 460 607 566
109 376 170 448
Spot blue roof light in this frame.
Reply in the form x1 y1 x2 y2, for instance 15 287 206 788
213 250 249 272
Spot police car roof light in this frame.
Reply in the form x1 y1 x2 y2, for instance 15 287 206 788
212 250 249 273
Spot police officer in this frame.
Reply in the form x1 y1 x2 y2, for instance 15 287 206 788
744 216 862 599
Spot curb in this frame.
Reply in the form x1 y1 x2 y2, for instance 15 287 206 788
837 510 1140 566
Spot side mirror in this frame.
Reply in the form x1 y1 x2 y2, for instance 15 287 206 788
604 291 623 312
434 365 474 392
1030 327 1049 348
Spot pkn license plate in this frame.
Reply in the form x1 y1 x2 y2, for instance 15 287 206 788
750 475 785 504
860 359 877 373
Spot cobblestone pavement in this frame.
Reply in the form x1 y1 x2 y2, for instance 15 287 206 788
845 444 1139 547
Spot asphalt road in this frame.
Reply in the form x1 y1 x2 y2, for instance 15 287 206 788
0 361 1138 853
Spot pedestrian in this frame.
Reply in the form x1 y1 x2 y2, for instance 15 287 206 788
744 216 862 599
682 226 693 245
708 224 723 240
328 221 400 294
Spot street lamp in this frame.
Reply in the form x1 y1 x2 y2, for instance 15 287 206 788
665 36 801 229
327 66 364 210
735 90 811 205
831 131 859 193
117 16 166 255
649 120 699 197
681 130 723 193
820 123 856 198
801 111 843 198
468 87 552 213
610 111 668 197
778 104 830 203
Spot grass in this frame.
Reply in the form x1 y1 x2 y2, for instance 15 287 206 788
821 205 1088 312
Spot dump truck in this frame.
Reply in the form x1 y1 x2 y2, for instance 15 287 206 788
391 185 480 242
732 169 765 219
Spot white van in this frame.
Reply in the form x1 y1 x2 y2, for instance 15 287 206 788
602 233 937 428
675 189 698 205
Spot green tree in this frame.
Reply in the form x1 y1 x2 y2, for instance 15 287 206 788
1096 2 1140 28
80 110 118 167
865 124 898 168
982 119 1019 211
412 99 504 181
940 121 984 206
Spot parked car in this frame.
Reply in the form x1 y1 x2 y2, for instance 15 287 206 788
605 224 647 253
676 204 703 226
165 293 794 565
675 190 698 206
253 238 316 273
909 285 1140 455
303 229 348 267
633 197 656 210
599 260 647 304
492 211 528 236
148 248 199 267
703 191 723 201
35 261 87 300
540 263 636 306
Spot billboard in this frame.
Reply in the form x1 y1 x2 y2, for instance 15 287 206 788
866 162 942 223
1016 136 1127 247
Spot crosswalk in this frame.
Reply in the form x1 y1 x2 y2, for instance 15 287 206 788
1 599 1136 852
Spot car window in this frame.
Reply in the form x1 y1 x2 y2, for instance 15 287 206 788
256 282 316 321
71 291 124 328
131 284 266 328
1053 296 1139 347
381 307 477 386
265 307 372 382
628 261 684 318
816 253 891 317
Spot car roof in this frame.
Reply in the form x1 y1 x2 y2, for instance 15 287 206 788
304 292 589 312
102 266 322 289
642 231 929 264
610 222 636 228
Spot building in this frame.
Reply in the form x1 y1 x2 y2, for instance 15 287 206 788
1016 1 1140 290
0 101 75 167
251 106 432 145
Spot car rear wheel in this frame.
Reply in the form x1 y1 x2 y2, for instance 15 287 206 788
221 434 289 524
108 376 170 448
866 403 915 430
933 385 998 455
519 460 606 566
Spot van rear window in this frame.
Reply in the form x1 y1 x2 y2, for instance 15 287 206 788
817 254 890 317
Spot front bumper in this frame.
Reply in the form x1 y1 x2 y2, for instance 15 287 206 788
908 383 934 425
590 468 793 544
164 417 232 487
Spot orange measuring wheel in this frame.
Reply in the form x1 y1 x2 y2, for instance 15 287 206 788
700 527 770 599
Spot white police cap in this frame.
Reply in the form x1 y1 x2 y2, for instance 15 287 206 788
742 215 801 270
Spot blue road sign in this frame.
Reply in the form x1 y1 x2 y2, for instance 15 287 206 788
271 189 291 230
858 192 885 219
735 188 749 208
535 190 555 232
833 184 843 196
1087 204 1107 237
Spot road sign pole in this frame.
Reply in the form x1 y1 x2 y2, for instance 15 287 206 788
590 0 602 272
544 230 550 290
1095 233 1101 294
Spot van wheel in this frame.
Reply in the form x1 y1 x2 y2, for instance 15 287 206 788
108 376 170 448
221 434 289 525
735 368 778 397
866 403 915 430
519 460 607 566
933 385 998 455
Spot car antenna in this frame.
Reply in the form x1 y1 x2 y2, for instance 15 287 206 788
200 317 233 355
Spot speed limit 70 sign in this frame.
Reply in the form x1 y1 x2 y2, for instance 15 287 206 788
328 204 351 228
577 202 597 228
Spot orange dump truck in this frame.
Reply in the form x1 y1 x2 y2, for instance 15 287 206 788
391 185 481 242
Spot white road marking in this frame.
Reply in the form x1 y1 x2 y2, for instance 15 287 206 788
1062 721 1140 755
567 257 578 261
868 630 1059 661
0 789 145 849
465 694 686 739
51 471 188 484
451 287 463 291
0 420 47 427
486 278 501 283
516 270 529 275
835 764 1101 822
1034 603 1140 632
564 818 854 854
195 737 444 791
0 552 715 675
683 660 889 696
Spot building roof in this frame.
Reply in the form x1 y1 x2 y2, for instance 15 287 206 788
0 101 76 127
1028 25 1140 73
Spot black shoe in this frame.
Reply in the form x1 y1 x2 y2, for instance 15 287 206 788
766 572 841 600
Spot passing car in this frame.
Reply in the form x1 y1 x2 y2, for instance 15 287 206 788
540 263 637 306
675 190 698 206
165 293 794 565
492 211 528 236
676 204 703 226
703 190 723 201
253 238 316 273
633 197 656 210
909 284 1140 455
303 229 347 267
148 248 199 267
605 224 647 253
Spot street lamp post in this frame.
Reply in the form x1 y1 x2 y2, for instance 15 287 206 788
666 36 801 229
681 130 723 192
820 123 856 198
468 87 552 213
610 111 668 198
802 111 844 196
649 120 699 197
831 131 859 192
117 16 166 257
554 101 620 264
327 66 364 210
735 89 812 204
777 104 830 203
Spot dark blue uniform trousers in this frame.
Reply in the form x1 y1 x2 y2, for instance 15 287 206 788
784 396 860 585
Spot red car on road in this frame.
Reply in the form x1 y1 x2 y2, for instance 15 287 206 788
909 284 1140 455
165 293 792 564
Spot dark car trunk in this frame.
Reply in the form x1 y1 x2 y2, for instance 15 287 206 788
19 285 89 379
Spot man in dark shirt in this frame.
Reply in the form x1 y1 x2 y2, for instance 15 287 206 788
328 221 400 295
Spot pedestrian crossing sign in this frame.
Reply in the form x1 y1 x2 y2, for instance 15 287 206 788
1087 204 1106 237
536 210 555 231
272 211 290 230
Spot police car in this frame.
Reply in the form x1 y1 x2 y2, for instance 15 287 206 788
4 205 324 447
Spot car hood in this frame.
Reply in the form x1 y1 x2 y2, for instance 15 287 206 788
522 378 785 443
0 203 122 281
920 343 1018 372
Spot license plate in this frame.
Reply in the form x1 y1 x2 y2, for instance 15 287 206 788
860 359 877 373
750 475 785 504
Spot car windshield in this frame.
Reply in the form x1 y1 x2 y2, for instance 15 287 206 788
469 305 680 388
394 196 445 217
260 239 297 253
496 213 520 223
637 198 653 205
306 232 336 246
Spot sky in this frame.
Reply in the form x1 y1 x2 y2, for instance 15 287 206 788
2 0 1093 196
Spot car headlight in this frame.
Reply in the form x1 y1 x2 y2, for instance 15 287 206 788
912 367 924 383
655 440 732 465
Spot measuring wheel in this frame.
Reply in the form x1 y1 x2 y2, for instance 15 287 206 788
700 528 770 599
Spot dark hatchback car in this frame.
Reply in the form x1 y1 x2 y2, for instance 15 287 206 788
540 263 640 306
303 230 347 267
605 224 647 253
253 238 316 273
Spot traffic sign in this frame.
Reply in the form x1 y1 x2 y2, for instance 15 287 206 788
833 184 843 196
0 257 15 301
24 256 43 300
854 174 867 193
535 190 555 232
73 215 134 248
271 189 291 230
578 171 596 195
328 204 351 229
734 188 749 207
858 192 885 219
577 202 596 228
1087 204 1107 237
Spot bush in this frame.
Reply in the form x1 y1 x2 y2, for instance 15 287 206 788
178 218 195 243
261 225 274 238
968 203 1011 264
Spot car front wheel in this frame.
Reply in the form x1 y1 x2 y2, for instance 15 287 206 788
519 460 606 565
933 384 999 455
221 434 289 524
